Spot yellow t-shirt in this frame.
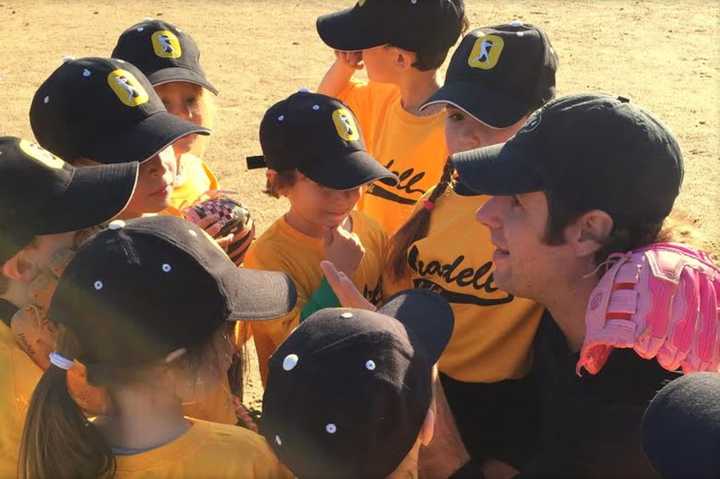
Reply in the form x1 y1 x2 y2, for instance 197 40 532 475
0 322 43 478
395 186 544 383
114 418 291 478
163 153 219 216
245 210 386 383
337 81 448 234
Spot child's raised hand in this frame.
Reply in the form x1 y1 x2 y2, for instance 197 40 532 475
320 260 376 311
323 224 365 277
335 50 364 71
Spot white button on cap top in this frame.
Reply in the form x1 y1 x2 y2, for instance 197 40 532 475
94 280 103 290
510 20 523 26
340 312 353 319
82 69 91 77
326 423 337 434
108 219 126 230
278 115 285 121
43 96 50 104
365 360 376 370
162 264 172 273
312 104 320 111
283 354 299 371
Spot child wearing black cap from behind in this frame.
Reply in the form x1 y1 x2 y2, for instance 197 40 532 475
30 56 208 219
19 215 296 479
245 90 396 383
111 19 220 212
0 137 138 477
316 0 467 234
385 23 558 473
261 289 454 479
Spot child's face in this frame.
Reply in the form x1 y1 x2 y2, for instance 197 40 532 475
121 146 177 218
155 82 204 156
18 232 76 278
285 173 362 233
444 106 526 155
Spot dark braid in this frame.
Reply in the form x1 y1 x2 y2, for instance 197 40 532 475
387 158 455 281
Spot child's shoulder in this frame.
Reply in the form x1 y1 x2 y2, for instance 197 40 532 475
339 79 401 110
351 210 386 243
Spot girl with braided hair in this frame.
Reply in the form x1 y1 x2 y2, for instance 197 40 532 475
384 24 559 475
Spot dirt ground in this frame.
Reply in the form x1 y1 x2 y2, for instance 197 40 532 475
1 1 718 408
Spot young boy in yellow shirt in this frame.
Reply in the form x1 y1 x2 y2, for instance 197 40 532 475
316 0 467 234
0 137 138 477
245 91 396 382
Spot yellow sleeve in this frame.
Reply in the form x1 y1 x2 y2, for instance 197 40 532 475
0 324 43 477
244 238 306 386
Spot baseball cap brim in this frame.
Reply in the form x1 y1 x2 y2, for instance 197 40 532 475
451 140 544 196
88 110 209 165
317 7 386 51
38 162 139 234
378 289 454 363
223 267 297 321
301 150 398 190
147 67 219 96
421 80 531 129
0 162 138 264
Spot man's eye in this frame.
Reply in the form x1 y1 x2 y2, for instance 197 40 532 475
449 112 464 121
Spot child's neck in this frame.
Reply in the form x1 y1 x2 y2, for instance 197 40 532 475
96 383 190 452
397 70 441 116
284 209 352 239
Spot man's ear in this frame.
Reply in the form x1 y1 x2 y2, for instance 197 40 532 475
2 253 34 283
420 406 436 446
565 210 614 258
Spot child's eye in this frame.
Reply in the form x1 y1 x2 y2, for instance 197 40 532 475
448 111 465 122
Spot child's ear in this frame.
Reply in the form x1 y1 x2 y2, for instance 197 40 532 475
564 209 614 258
392 47 416 71
2 253 34 283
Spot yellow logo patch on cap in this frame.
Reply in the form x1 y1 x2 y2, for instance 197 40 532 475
151 30 182 59
107 69 150 107
332 108 360 142
18 139 65 169
468 34 504 70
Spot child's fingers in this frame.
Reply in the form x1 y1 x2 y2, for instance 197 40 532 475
320 260 376 311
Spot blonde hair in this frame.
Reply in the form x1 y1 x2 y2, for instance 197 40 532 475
189 86 217 159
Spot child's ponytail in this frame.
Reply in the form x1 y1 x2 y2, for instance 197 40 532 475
19 335 115 479
387 158 455 281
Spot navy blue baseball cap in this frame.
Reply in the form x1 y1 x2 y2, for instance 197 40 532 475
249 91 396 190
452 94 684 227
421 22 558 127
262 289 454 479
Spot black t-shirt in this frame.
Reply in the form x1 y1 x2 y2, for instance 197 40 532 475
518 311 679 478
0 298 18 328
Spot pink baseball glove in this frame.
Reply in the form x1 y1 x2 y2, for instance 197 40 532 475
578 242 720 375
183 195 256 265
